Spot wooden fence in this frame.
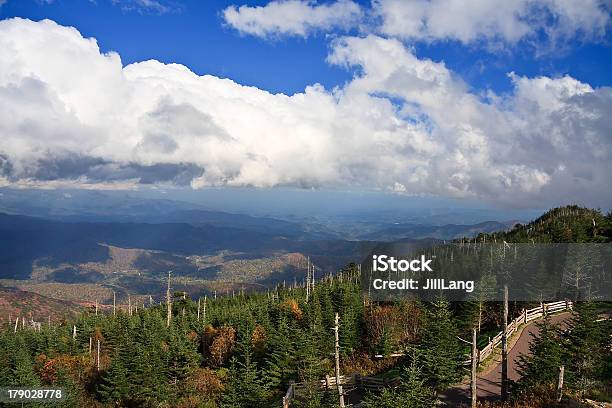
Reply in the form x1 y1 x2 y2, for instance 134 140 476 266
475 300 572 363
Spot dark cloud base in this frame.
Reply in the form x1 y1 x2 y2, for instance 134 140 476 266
0 152 205 186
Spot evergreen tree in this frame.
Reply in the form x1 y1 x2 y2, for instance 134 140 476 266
10 338 41 387
397 355 436 408
376 324 394 357
222 330 268 408
515 314 562 390
419 298 462 391
363 387 401 408
97 348 130 403
265 316 297 389
565 301 605 396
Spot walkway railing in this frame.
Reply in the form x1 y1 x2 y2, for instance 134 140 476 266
475 300 572 363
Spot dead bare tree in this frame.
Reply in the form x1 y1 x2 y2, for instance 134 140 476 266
501 285 508 401
333 313 345 408
471 328 478 408
166 271 172 327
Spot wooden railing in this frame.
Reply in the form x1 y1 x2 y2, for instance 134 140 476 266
475 300 572 364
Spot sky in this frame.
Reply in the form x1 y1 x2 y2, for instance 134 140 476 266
0 0 611 210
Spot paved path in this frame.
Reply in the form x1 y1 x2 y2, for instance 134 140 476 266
440 313 571 406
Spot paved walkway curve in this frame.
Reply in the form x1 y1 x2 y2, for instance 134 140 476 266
440 312 572 406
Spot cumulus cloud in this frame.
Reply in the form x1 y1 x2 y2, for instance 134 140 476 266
222 0 362 38
0 18 611 208
223 0 609 48
373 0 610 46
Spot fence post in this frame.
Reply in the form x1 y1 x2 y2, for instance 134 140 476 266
325 375 330 390
523 308 527 324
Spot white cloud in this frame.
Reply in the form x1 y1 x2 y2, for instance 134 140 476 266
373 0 610 46
0 18 611 208
222 0 362 38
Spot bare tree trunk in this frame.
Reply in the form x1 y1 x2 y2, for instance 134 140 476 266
334 313 345 408
97 339 100 371
166 271 172 327
556 366 564 402
306 257 310 303
478 301 482 333
203 296 207 324
197 297 201 321
113 291 116 317
471 328 478 408
501 285 508 401
311 263 315 295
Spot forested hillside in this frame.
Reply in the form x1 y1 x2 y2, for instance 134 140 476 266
0 206 610 407
477 205 612 243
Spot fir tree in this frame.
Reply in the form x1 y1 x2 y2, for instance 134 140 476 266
222 330 268 408
515 314 562 391
97 348 130 403
419 298 462 391
565 301 605 396
397 355 436 408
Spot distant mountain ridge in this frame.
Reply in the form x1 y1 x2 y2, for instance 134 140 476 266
0 212 369 280
358 220 512 241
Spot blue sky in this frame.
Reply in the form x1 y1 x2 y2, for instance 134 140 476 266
0 0 611 210
2 0 610 95
1 0 354 93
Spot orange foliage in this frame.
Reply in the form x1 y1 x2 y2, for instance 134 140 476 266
203 325 236 367
341 352 399 376
188 367 224 397
36 354 93 384
281 298 303 320
186 330 199 343
251 324 267 355
363 301 423 352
